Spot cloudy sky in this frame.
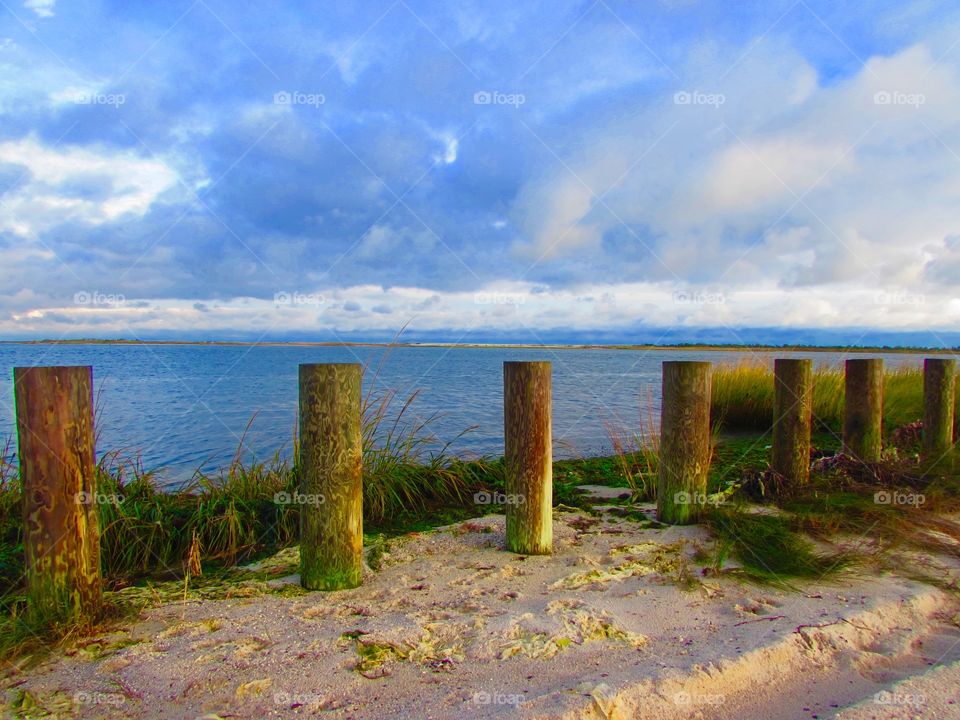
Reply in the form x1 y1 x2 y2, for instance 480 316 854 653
2 0 960 344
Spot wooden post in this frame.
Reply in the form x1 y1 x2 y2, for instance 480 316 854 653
14 366 101 623
657 361 712 525
772 359 813 484
503 361 552 555
298 363 363 590
843 358 883 462
923 358 956 458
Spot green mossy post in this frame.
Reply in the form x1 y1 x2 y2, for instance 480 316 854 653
657 361 712 525
298 363 363 591
503 361 552 555
14 366 101 624
772 358 813 485
843 358 884 462
923 358 956 459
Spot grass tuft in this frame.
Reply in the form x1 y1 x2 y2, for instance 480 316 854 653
703 506 855 587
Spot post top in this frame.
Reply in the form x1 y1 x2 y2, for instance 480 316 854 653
298 362 362 370
13 365 93 381
13 365 93 372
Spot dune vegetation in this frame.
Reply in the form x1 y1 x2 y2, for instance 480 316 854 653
711 361 960 433
2 359 959 659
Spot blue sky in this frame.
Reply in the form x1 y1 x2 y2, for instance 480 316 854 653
2 0 960 344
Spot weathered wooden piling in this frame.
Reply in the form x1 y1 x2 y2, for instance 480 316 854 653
843 358 883 462
923 358 956 459
657 361 712 524
14 366 101 623
298 363 363 590
772 358 813 484
503 361 552 554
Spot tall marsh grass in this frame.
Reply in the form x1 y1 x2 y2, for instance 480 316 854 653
361 387 473 524
711 361 959 434
0 380 486 600
0 438 20 593
604 386 660 498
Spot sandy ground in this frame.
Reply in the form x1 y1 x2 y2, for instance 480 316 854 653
4 505 960 720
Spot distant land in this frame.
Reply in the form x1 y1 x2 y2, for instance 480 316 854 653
2 323 960 350
2 338 959 354
3 325 960 349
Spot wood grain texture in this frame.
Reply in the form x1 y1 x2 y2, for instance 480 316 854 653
657 361 712 525
843 359 883 462
503 361 552 555
14 366 101 623
772 359 813 485
923 358 956 459
298 363 363 590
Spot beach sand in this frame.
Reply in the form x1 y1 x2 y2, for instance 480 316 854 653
5 507 960 719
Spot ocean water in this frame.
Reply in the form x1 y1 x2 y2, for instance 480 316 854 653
0 343 931 487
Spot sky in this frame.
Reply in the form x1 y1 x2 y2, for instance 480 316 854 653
2 0 960 345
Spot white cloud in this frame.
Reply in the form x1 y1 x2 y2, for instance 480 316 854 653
693 138 854 215
4 279 957 337
0 136 181 237
355 224 436 259
24 0 54 19
441 136 458 164
513 173 603 259
510 40 960 308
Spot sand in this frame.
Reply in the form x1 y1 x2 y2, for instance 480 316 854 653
4 507 960 719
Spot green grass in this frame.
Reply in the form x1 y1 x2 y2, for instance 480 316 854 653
0 438 20 593
703 506 855 587
0 383 487 614
361 387 471 524
712 361 959 433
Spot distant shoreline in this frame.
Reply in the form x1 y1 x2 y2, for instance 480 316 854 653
1 339 957 353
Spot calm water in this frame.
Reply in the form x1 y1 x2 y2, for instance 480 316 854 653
0 344 932 487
